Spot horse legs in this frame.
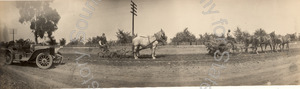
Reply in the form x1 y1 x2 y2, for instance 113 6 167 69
277 44 280 52
137 46 140 56
151 45 157 59
283 43 289 51
278 44 282 52
272 44 276 52
260 44 264 53
264 44 269 53
255 47 259 54
253 45 258 54
133 45 139 59
252 47 255 54
281 44 285 51
287 43 289 51
245 44 249 53
268 44 273 53
232 44 235 53
239 46 243 53
272 43 278 52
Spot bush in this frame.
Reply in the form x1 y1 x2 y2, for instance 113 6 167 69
59 38 66 46
66 37 85 47
116 29 133 44
171 28 196 45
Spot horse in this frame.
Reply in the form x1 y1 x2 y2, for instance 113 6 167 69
272 34 291 52
258 35 273 53
244 34 273 54
243 35 260 54
244 36 255 53
250 36 261 54
270 31 292 52
132 29 167 59
281 34 291 51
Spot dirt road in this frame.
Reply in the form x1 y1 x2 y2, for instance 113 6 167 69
0 45 299 88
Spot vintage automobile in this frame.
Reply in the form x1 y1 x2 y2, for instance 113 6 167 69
5 44 64 69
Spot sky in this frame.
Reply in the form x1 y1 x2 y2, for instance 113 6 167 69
0 0 299 43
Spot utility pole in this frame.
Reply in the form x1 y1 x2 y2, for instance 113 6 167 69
10 29 16 43
130 0 137 36
13 29 14 42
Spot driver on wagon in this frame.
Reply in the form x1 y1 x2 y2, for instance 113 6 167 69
98 33 109 52
227 29 237 43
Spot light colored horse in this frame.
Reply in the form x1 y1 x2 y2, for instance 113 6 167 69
132 29 167 59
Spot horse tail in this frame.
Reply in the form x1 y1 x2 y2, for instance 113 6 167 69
132 44 134 52
132 44 135 55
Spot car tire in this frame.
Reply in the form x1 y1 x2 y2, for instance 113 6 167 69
36 52 53 69
5 53 13 65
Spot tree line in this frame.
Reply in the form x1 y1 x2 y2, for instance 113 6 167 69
65 29 135 47
170 27 298 45
1 27 299 48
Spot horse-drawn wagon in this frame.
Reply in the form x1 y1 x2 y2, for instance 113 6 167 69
97 29 167 59
5 44 64 69
204 38 236 56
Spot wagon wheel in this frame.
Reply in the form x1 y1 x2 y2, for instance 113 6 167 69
98 51 106 58
36 52 53 69
208 48 216 56
226 41 235 53
5 53 13 65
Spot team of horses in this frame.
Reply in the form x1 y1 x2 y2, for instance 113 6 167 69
131 30 292 59
128 28 293 59
243 32 292 54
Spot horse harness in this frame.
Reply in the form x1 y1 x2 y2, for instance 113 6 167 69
138 35 158 48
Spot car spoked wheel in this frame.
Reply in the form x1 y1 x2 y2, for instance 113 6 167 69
5 53 13 65
36 52 53 69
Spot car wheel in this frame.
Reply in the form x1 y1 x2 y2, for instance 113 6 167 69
5 53 13 65
36 52 53 69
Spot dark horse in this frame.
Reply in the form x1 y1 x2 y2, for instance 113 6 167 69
271 33 291 52
244 35 273 54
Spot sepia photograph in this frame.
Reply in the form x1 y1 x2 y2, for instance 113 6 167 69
0 0 300 89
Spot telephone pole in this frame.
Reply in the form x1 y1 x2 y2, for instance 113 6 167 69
10 29 16 43
130 0 137 36
13 29 14 42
